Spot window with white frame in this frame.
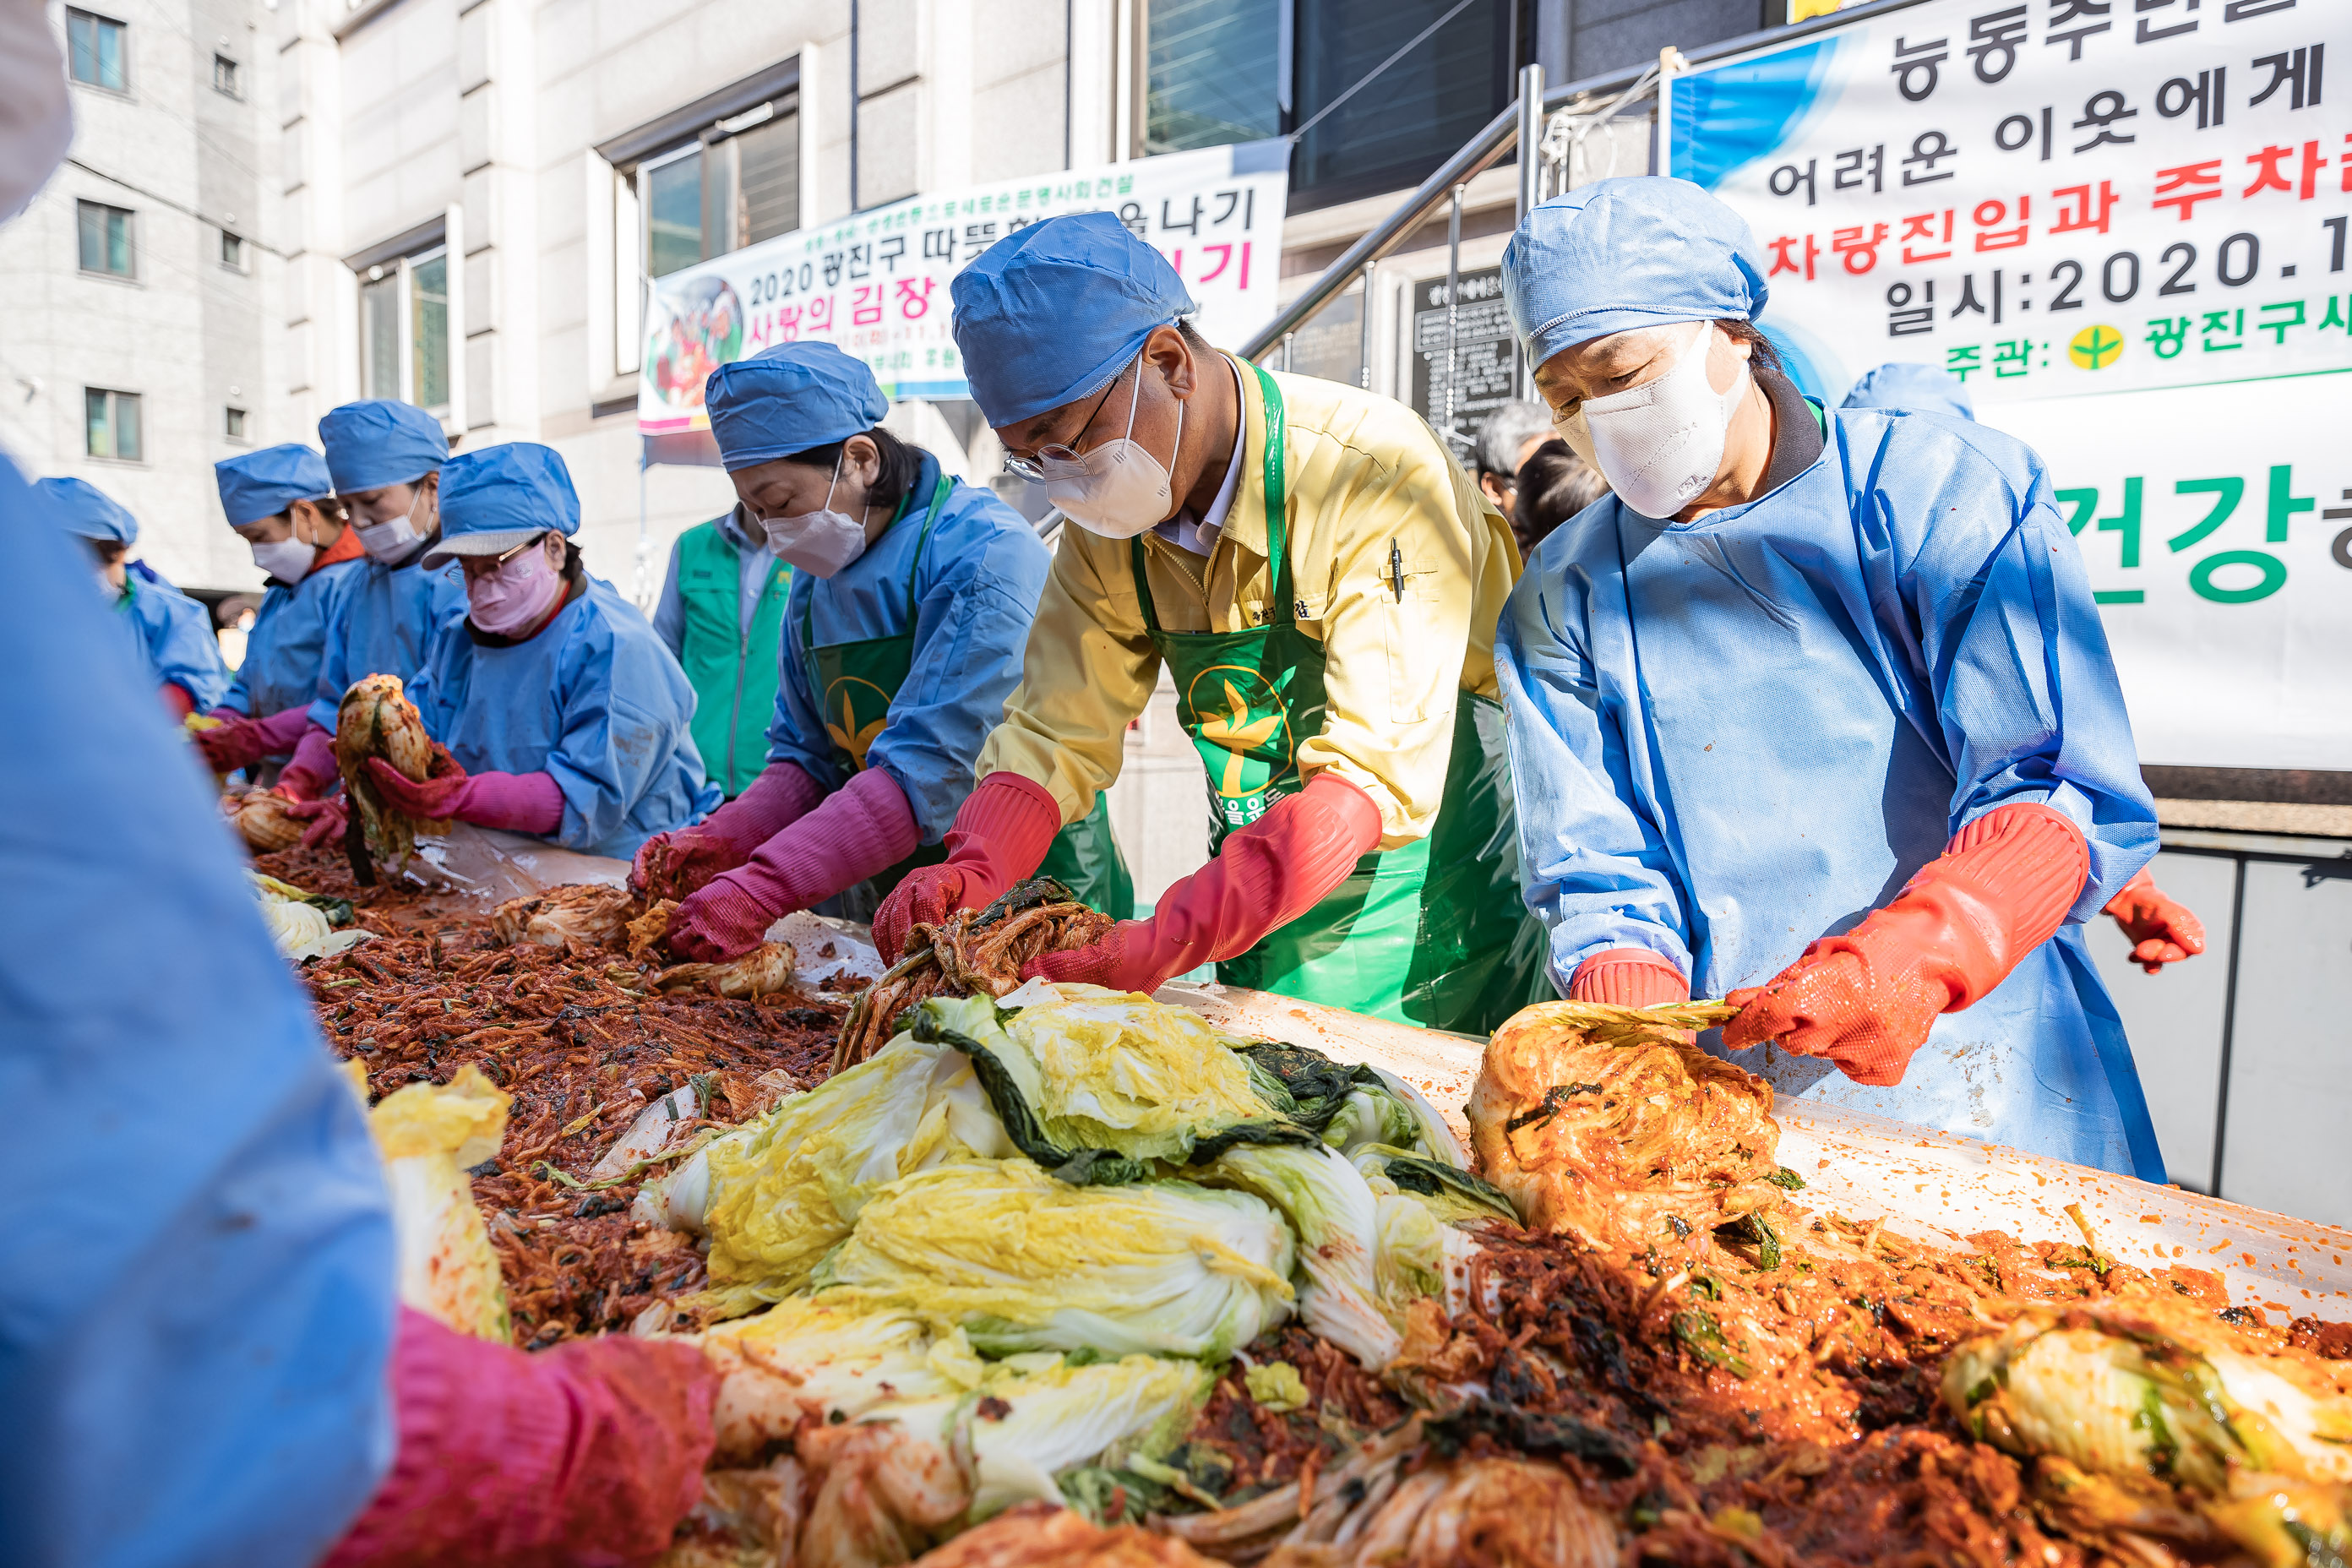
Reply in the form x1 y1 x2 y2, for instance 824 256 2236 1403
77 200 135 278
85 388 143 460
636 101 800 281
603 82 799 381
358 246 450 416
212 52 240 97
66 8 128 91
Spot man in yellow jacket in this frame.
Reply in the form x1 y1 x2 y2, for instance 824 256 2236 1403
873 213 1546 1032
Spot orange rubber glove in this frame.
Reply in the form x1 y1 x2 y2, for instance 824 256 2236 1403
1723 803 2090 1086
871 772 1062 962
1569 947 1691 1006
1021 773 1380 995
2103 867 2205 973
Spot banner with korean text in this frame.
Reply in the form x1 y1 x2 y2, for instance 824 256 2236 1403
638 142 1289 435
1667 0 2352 771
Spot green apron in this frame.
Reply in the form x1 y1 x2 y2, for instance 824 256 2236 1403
676 515 789 797
804 474 1134 923
1128 364 1549 1034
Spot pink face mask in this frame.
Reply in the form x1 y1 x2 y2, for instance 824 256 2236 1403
467 536 568 635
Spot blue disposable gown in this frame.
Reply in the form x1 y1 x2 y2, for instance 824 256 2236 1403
1496 403 2165 1179
220 556 365 721
116 573 232 710
0 459 395 1565
305 552 469 732
767 452 1051 841
409 574 721 859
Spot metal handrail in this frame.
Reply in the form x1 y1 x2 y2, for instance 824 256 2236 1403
1239 0 1935 361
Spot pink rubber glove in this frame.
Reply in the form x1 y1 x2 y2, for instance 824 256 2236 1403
664 768 920 961
279 724 340 801
1724 803 2089 1086
630 761 825 901
1569 947 1691 1006
2103 867 2206 973
873 772 1063 962
364 757 566 836
322 1307 716 1568
195 705 316 772
1022 773 1381 995
286 793 350 851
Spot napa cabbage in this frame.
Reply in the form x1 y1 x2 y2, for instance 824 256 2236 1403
684 1033 1012 1303
809 1158 1296 1358
364 1064 510 1341
1200 1142 1397 1370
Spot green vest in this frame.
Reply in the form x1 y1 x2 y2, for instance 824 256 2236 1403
675 518 790 797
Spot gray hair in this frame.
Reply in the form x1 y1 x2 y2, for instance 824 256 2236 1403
1477 400 1554 478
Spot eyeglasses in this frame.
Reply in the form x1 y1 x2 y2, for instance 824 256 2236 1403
1001 359 1136 482
490 531 547 565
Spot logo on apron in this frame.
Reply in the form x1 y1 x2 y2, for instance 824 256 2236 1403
1182 662 1299 823
822 676 893 770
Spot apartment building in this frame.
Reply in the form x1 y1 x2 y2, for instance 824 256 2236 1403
1 0 286 591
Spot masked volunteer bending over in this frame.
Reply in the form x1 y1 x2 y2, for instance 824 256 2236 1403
1494 177 2167 1178
193 444 370 776
634 343 1130 958
871 213 1545 1030
324 443 717 860
38 476 231 718
264 400 470 837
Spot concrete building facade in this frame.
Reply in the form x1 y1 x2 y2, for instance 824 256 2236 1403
3 0 288 591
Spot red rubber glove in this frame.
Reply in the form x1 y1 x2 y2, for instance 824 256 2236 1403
2104 867 2205 973
1570 947 1691 1006
872 771 1063 962
1723 802 2090 1086
159 683 196 720
321 1307 716 1568
195 705 316 772
630 761 825 900
279 724 340 801
364 757 566 836
667 768 921 961
1021 773 1382 995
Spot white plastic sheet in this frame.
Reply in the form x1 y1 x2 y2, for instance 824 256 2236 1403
1157 980 2352 1326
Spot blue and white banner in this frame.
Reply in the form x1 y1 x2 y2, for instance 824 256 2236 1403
1669 0 2352 771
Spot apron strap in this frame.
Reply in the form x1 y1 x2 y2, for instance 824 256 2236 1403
902 473 951 622
1127 360 1291 631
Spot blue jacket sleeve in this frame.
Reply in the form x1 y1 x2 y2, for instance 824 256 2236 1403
868 497 1051 843
544 618 696 852
1496 532 1696 991
1888 418 2159 920
307 566 357 733
651 537 686 661
0 461 396 1568
765 574 847 792
147 585 235 710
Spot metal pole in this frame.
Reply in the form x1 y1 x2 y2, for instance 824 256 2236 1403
1280 330 1294 373
1239 0 1942 362
1442 182 1464 439
1357 263 1375 391
2208 855 2250 1199
1514 63 1544 400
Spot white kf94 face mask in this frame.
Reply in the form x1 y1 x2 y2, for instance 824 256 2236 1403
1039 357 1182 540
760 453 869 578
250 537 317 583
1554 322 1751 521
